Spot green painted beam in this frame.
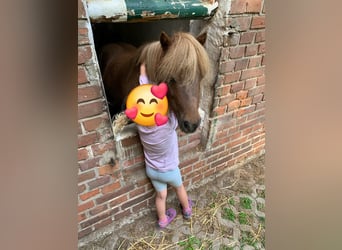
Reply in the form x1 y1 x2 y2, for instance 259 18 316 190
87 0 218 23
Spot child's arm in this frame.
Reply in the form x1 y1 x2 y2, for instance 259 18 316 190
139 63 149 85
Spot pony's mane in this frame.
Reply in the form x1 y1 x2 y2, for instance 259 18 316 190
138 32 210 85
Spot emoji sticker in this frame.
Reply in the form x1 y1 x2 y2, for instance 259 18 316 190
125 83 168 126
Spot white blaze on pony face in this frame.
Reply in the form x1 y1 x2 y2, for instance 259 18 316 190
125 83 169 126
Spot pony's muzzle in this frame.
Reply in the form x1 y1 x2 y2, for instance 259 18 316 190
180 120 200 133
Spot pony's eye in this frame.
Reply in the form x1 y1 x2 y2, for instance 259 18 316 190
137 98 145 104
169 78 176 85
149 98 158 104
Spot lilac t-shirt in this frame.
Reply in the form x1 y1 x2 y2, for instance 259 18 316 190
136 74 179 172
137 112 179 172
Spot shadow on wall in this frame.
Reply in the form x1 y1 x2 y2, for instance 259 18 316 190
92 20 191 54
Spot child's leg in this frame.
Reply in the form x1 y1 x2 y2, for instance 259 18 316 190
174 184 189 210
155 189 167 221
155 188 177 228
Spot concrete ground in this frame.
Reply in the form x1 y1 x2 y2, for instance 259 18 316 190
80 154 265 250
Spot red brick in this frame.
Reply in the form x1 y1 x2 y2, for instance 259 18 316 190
256 101 265 111
109 194 129 208
230 81 244 93
229 46 245 59
240 32 255 44
78 170 96 184
257 75 265 85
248 85 265 96
189 131 201 142
239 118 259 131
252 94 264 104
94 217 113 230
78 148 88 161
80 211 111 229
245 78 257 89
78 45 92 64
240 67 264 80
237 90 248 100
78 200 94 213
231 16 252 31
98 164 119 176
251 16 265 29
78 227 92 239
230 0 246 14
224 72 241 84
245 44 259 56
129 186 146 199
230 0 262 14
114 209 131 221
248 56 263 68
235 58 249 71
80 189 100 201
180 156 200 168
214 130 227 142
132 200 148 213
89 204 108 216
234 105 255 117
228 100 241 111
78 0 87 18
255 30 265 42
216 85 231 97
78 29 90 45
121 192 153 211
179 138 200 153
83 115 110 132
78 66 87 84
101 181 121 194
261 55 266 65
230 145 241 154
219 61 235 73
78 132 98 148
88 175 111 189
79 157 100 171
97 185 133 205
213 106 227 116
78 184 86 194
78 86 102 103
218 95 236 106
228 136 247 148
78 21 90 45
229 130 242 140
78 213 86 223
233 145 252 158
120 136 140 147
240 97 253 107
78 100 105 119
258 43 266 54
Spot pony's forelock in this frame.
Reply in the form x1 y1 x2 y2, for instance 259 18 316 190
138 32 210 85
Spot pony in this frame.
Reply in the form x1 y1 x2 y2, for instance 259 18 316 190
99 31 210 133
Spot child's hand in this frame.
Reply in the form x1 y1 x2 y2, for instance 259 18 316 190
140 63 147 76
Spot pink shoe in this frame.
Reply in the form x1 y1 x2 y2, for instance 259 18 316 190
181 199 193 220
158 208 177 228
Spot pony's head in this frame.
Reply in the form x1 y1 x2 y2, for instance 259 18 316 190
138 32 210 133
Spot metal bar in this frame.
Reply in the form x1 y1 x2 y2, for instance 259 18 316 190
86 0 218 23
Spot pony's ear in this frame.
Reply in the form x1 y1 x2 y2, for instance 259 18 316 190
196 32 207 45
160 31 171 51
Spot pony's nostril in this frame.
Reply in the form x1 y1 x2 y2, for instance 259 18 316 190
182 120 199 133
183 121 191 131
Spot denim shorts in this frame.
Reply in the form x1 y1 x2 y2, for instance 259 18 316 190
146 167 183 192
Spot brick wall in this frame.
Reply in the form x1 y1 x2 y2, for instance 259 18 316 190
78 0 265 243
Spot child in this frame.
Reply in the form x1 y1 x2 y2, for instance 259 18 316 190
136 63 192 228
